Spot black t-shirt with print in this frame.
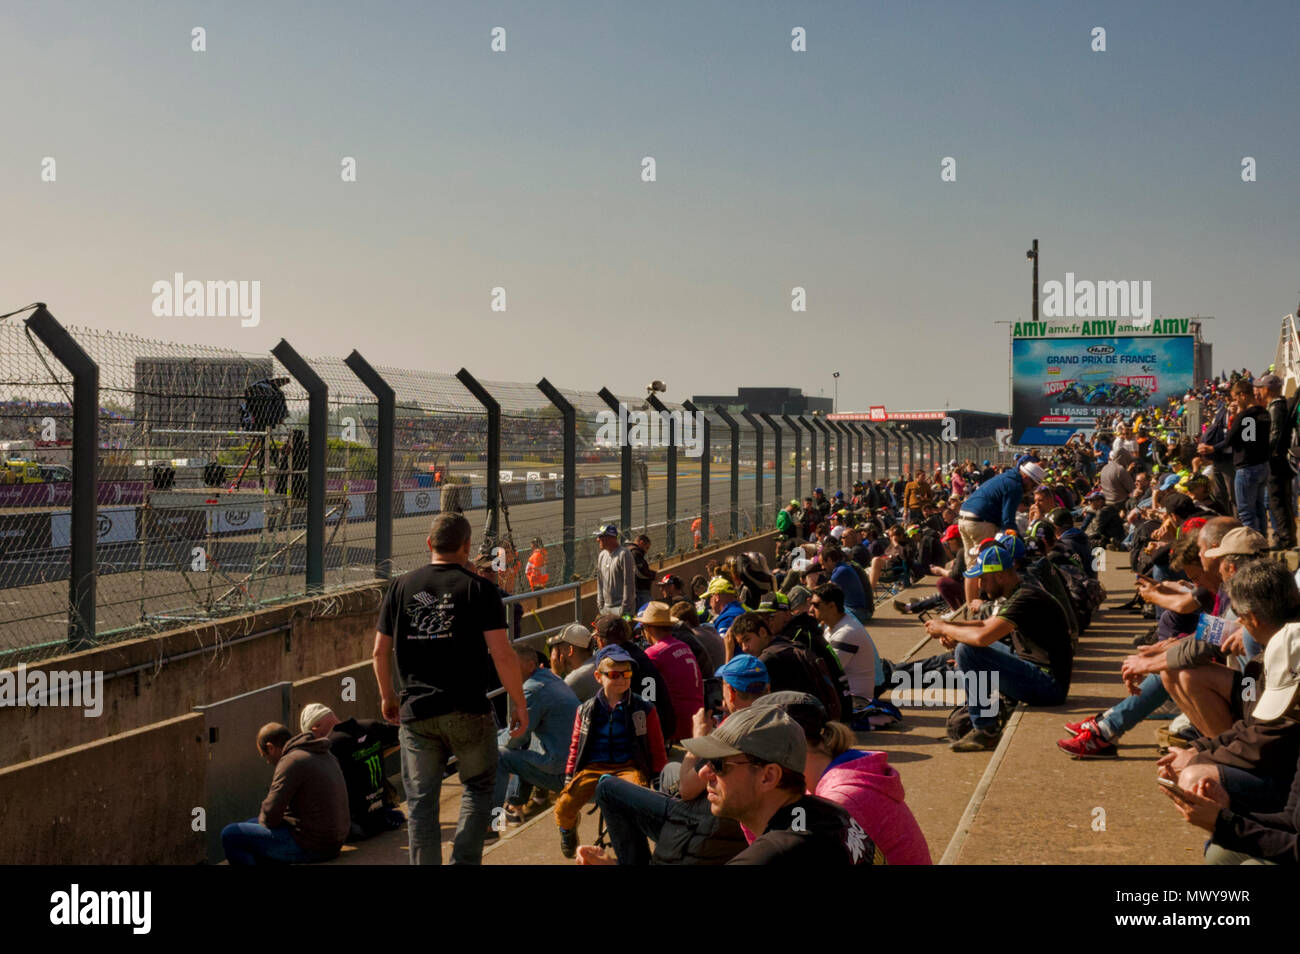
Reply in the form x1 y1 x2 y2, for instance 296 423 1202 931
995 581 1073 691
377 563 507 722
728 794 877 865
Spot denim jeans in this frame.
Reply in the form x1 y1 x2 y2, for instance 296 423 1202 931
494 747 565 809
1097 673 1169 740
221 818 328 865
953 640 1067 731
400 710 498 865
1234 462 1269 533
594 773 675 866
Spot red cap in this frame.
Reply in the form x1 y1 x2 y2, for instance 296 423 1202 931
941 524 961 543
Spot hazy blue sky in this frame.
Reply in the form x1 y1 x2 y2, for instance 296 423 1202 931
4 0 1298 412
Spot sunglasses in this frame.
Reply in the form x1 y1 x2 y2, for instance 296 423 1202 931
697 756 759 776
598 668 632 679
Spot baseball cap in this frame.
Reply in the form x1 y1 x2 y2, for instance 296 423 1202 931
1204 527 1266 559
814 487 824 494
682 703 806 774
547 622 595 650
982 460 991 466
714 653 770 693
1019 462 1046 486
633 601 674 627
1159 473 1180 491
964 542 1012 578
705 576 737 597
941 524 961 543
594 523 619 539
658 573 683 589
1251 622 1300 721
786 585 812 610
593 645 633 668
299 703 334 735
757 591 790 613
1254 373 1283 389
834 491 845 499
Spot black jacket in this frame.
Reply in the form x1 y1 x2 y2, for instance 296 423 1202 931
1227 404 1270 468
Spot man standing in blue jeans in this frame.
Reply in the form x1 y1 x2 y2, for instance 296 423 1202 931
494 643 579 825
924 541 1073 752
1227 380 1271 534
372 512 528 865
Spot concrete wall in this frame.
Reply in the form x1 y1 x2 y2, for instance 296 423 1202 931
0 713 206 864
0 532 777 768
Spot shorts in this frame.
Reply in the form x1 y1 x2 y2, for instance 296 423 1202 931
958 516 998 559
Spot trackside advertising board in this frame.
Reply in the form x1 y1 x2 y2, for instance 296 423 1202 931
1012 334 1195 444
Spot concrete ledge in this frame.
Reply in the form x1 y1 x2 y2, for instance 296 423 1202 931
0 712 206 864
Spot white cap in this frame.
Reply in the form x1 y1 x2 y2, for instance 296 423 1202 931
1252 622 1300 722
299 703 335 735
1019 462 1046 486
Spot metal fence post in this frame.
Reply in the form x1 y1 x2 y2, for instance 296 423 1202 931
343 351 394 579
272 340 327 594
25 306 97 648
761 413 783 510
742 410 765 530
682 401 709 546
783 414 803 502
455 369 502 553
714 407 740 539
646 395 677 552
812 418 833 491
537 378 576 580
894 425 904 479
597 388 632 535
837 421 847 488
799 416 818 492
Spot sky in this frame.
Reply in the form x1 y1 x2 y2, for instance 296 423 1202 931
3 0 1298 414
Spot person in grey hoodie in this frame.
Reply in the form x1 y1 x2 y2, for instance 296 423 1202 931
221 723 351 865
595 524 637 617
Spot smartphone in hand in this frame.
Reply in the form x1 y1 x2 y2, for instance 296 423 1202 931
1157 777 1195 801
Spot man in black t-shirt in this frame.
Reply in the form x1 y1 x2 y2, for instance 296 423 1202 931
684 704 875 865
924 542 1073 752
372 512 528 865
300 702 402 839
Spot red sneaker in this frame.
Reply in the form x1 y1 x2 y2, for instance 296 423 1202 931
1063 713 1103 736
1056 727 1117 759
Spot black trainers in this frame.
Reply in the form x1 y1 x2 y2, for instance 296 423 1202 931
893 598 911 614
951 727 1002 752
559 826 578 858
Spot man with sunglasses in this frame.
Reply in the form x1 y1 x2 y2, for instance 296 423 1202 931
554 645 666 859
685 703 875 865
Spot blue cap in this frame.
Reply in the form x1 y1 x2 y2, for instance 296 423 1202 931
1159 473 1180 491
964 542 1012 578
993 530 1027 565
715 653 769 693
814 487 824 494
834 491 845 499
594 523 618 538
982 460 991 466
593 645 633 667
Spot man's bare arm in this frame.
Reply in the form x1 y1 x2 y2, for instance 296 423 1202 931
373 632 399 725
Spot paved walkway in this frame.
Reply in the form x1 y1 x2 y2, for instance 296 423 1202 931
332 553 1208 865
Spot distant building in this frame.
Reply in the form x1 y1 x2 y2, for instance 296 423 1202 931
691 387 832 415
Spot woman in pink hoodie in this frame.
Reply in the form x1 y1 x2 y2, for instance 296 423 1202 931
766 692 932 864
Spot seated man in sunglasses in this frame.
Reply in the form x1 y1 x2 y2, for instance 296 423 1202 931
554 645 667 859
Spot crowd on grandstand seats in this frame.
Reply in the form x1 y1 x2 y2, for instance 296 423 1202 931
222 368 1300 865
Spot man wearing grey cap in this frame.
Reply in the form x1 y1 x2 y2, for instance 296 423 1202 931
685 704 873 865
548 623 598 702
1256 373 1297 550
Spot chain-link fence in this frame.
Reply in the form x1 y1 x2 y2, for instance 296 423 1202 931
0 307 1017 665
